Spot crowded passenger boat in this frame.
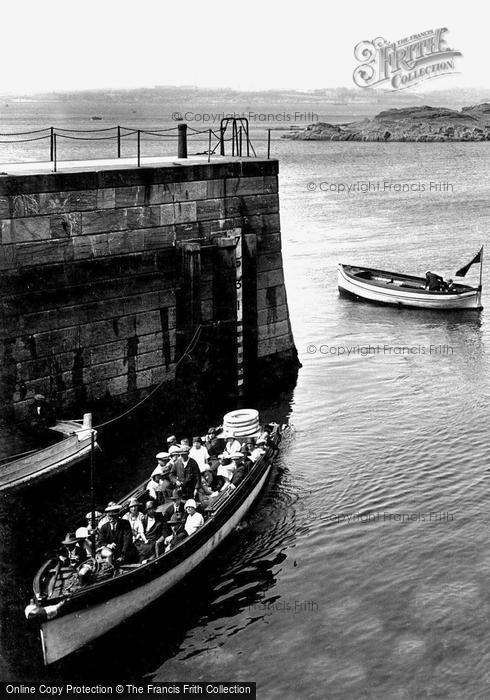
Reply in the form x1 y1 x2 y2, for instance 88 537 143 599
25 409 284 665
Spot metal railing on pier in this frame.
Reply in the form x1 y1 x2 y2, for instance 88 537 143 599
0 118 269 170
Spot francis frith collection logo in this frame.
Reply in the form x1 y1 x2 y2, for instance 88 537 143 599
353 28 462 90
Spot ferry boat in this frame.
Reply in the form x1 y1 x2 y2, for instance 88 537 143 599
25 411 284 665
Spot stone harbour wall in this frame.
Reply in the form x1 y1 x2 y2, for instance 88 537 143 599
0 159 297 421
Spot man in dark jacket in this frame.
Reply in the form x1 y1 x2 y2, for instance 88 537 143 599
425 271 444 291
161 489 185 524
138 500 165 560
164 512 188 552
204 428 224 469
28 394 55 434
178 446 201 499
99 504 138 565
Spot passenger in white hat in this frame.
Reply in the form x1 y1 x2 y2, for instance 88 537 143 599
175 446 200 499
147 463 172 503
156 451 170 468
123 497 147 543
168 446 185 488
184 499 204 536
98 503 138 565
75 526 94 558
97 502 117 529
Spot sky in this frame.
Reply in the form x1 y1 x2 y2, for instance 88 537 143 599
1 0 487 93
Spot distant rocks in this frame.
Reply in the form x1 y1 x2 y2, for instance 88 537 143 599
283 104 490 142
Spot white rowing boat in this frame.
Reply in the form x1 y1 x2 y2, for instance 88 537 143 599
338 264 482 310
0 414 97 492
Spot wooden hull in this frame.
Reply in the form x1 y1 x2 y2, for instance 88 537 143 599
38 457 274 665
338 265 482 310
0 430 95 492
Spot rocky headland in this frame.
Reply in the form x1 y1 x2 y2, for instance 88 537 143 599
283 104 490 142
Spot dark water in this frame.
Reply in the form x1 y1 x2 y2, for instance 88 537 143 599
1 119 490 698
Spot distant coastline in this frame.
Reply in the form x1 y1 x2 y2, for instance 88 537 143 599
282 104 490 142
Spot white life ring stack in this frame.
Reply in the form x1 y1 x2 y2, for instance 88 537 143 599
222 409 260 439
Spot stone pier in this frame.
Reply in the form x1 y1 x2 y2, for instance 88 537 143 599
0 156 298 421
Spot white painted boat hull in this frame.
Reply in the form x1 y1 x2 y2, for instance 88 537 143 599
0 433 96 492
40 463 272 665
338 266 482 310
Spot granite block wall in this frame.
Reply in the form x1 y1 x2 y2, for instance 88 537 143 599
0 159 296 420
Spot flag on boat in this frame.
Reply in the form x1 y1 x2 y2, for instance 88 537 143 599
455 247 483 277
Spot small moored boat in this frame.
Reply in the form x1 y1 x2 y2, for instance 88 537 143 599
338 255 483 311
25 411 284 665
0 414 97 492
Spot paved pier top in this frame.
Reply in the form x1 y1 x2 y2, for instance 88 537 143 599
0 155 240 175
0 155 278 195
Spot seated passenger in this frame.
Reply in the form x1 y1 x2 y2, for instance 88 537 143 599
218 453 235 476
257 428 277 454
251 438 267 462
184 499 204 535
85 510 103 537
216 465 236 494
178 446 201 500
214 475 226 491
159 462 174 500
189 436 210 473
229 451 244 473
230 453 249 487
257 429 271 446
28 393 55 435
169 445 185 487
446 278 457 293
137 501 165 561
201 468 219 491
58 532 88 569
224 436 241 456
147 467 165 503
161 488 185 524
97 502 117 529
197 469 218 508
78 546 115 586
166 435 178 449
243 439 256 454
123 497 147 543
99 504 139 565
204 427 224 468
239 445 254 470
75 526 94 558
156 451 170 468
164 512 187 551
